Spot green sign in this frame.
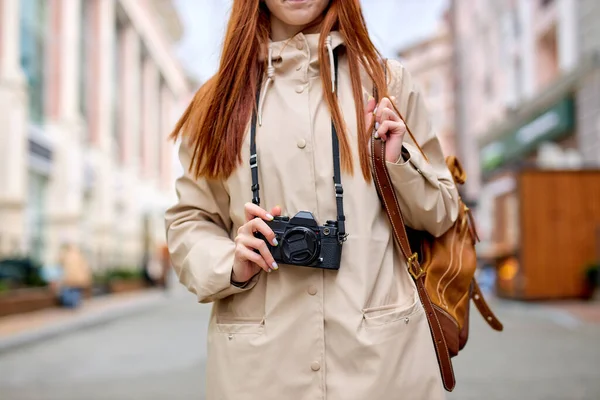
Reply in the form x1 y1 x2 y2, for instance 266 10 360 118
480 97 575 172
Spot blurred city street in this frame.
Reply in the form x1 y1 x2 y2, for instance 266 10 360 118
0 286 599 400
1 0 599 399
0 284 209 400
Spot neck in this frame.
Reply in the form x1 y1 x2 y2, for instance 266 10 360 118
270 16 323 42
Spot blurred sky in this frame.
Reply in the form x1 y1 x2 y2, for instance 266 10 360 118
173 0 449 83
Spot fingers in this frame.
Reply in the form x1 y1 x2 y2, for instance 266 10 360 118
270 205 282 218
368 96 401 134
235 216 279 273
364 95 376 130
375 121 392 140
238 218 277 245
236 235 277 271
375 120 406 141
252 218 278 246
375 97 399 123
244 202 274 223
372 97 405 141
235 245 271 273
377 108 400 125
365 95 377 114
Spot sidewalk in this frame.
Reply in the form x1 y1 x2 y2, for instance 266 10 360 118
0 289 169 354
543 298 600 324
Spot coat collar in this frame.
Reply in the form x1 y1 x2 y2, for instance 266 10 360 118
266 31 345 79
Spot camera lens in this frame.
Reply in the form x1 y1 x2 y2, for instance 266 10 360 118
281 227 320 265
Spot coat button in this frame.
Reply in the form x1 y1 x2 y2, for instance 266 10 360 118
295 85 305 94
297 139 307 149
311 361 321 371
307 285 317 295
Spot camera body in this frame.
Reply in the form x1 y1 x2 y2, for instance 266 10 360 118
255 211 342 270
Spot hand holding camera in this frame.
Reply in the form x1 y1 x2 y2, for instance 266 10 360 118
254 211 343 270
232 203 281 283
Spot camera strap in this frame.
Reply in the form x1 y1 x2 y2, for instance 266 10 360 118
250 49 346 243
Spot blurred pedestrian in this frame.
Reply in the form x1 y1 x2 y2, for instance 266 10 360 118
57 243 92 308
160 244 171 289
166 1 459 398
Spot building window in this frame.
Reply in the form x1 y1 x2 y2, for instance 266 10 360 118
113 19 125 160
512 7 520 38
484 74 494 98
514 56 523 101
140 49 148 165
429 75 442 97
79 0 91 126
157 80 165 179
19 0 47 124
26 171 48 264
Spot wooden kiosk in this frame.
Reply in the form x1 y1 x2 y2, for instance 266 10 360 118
484 168 600 300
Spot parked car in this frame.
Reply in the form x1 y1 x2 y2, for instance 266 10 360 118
0 257 46 289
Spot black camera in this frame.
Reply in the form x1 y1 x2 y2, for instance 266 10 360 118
254 211 342 270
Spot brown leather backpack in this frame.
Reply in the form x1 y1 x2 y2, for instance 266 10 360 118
371 135 503 392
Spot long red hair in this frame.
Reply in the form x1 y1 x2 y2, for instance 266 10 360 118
171 0 389 181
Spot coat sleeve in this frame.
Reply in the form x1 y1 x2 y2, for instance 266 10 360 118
384 59 459 237
165 141 259 303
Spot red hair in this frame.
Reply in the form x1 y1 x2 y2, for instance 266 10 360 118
171 0 388 181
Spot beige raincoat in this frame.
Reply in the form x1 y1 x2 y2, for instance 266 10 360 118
166 32 459 400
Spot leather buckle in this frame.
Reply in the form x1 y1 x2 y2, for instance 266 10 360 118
407 253 425 279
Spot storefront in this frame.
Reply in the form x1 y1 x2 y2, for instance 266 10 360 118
475 71 600 301
479 97 576 175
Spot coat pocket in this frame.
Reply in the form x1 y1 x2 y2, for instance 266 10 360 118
360 290 424 345
361 289 421 328
216 316 265 335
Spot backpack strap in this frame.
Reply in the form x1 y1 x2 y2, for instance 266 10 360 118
371 135 456 391
372 58 456 391
471 279 504 331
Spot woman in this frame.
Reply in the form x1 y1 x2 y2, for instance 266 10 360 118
166 0 459 399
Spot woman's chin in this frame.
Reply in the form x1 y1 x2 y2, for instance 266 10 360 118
274 0 327 25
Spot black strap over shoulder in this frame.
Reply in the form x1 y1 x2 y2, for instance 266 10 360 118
330 52 345 240
250 49 346 242
250 88 261 206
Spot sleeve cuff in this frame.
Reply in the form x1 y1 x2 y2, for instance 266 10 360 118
199 272 260 303
395 145 411 164
386 143 442 188
231 270 260 288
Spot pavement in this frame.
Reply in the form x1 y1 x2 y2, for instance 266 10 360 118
448 297 600 400
0 288 169 354
0 285 599 400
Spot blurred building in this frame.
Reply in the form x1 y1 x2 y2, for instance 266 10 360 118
0 0 189 270
451 0 590 253
577 0 600 165
397 11 456 158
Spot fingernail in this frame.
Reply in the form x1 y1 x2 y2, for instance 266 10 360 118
368 95 374 102
374 131 379 139
272 238 278 246
266 213 274 221
268 268 272 273
375 122 380 130
373 106 378 115
271 262 279 270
